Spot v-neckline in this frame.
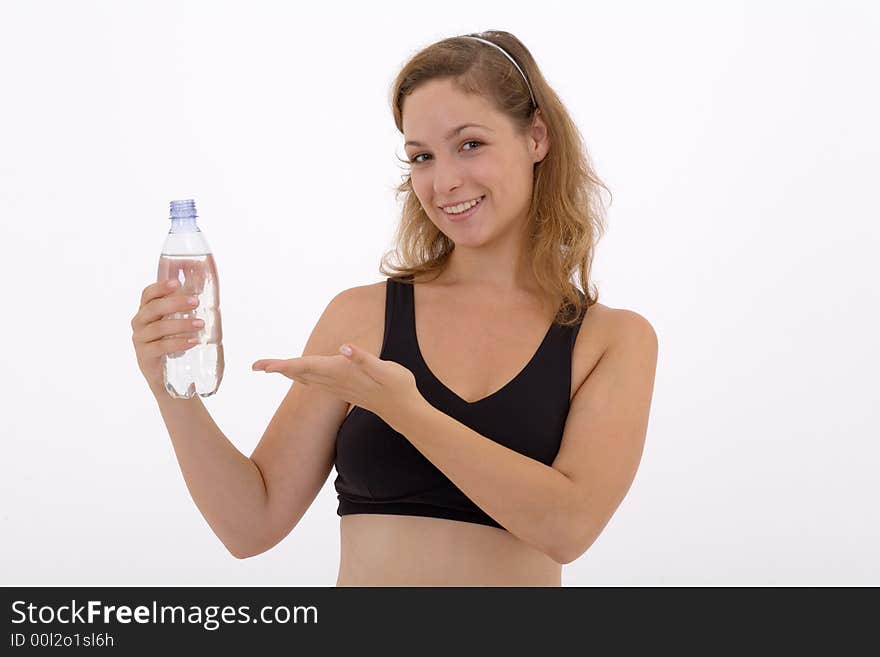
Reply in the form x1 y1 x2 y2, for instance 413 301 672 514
408 280 557 406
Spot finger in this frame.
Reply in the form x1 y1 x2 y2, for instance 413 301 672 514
340 343 372 368
267 362 301 376
139 317 204 344
253 359 291 374
338 344 383 384
143 334 201 359
264 358 328 383
259 365 312 384
141 280 181 307
136 292 200 329
292 357 366 393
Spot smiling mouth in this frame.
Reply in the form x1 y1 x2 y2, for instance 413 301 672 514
440 195 485 216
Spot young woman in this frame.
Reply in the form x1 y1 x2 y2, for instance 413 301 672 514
131 31 658 586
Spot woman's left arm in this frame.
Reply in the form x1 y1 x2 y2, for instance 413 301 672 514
387 311 658 565
253 310 658 565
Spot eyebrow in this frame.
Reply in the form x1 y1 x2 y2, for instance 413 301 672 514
404 123 492 148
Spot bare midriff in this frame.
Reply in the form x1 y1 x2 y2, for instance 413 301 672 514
336 513 562 586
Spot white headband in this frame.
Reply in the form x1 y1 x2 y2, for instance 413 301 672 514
461 36 537 110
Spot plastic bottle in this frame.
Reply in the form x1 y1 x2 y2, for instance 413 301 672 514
156 199 225 399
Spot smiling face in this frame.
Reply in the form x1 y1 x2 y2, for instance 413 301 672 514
402 78 549 246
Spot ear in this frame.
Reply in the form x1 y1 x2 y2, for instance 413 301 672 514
530 108 550 164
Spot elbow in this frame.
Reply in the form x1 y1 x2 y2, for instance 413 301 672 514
229 545 253 559
226 528 277 560
548 516 600 565
551 543 588 566
548 542 579 566
550 536 593 566
228 541 267 560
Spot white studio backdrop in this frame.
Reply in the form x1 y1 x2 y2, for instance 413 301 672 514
1 0 877 586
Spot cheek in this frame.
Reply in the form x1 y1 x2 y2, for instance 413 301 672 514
409 171 429 197
495 162 533 207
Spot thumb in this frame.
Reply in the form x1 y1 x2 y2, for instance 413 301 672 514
340 343 381 375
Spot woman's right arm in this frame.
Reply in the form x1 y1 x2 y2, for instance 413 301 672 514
132 280 357 559
149 387 270 559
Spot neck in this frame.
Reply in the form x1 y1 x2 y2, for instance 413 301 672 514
437 220 539 295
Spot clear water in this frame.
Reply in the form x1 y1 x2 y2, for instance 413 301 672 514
156 253 225 399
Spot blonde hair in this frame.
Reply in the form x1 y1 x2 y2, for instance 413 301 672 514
380 30 611 325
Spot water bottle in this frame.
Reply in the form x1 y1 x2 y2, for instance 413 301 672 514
156 199 225 399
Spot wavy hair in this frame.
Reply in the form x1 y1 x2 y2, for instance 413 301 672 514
379 30 611 325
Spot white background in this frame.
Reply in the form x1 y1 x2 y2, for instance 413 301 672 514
2 0 877 586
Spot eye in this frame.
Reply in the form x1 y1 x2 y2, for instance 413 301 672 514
408 140 484 165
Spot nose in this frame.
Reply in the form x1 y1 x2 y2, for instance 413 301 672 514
431 158 463 199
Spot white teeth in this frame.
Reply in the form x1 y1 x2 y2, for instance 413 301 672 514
442 197 482 214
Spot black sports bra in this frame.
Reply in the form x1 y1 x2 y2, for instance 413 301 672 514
333 275 587 530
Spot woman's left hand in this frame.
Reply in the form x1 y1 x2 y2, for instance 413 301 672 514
252 343 423 426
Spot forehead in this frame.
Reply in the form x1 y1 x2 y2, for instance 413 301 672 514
402 79 501 144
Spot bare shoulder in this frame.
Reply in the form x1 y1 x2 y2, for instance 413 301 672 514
580 298 653 335
571 301 657 394
326 280 387 357
592 304 658 362
327 279 385 313
606 303 656 336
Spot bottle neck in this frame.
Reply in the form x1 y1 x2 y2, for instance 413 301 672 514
169 217 200 234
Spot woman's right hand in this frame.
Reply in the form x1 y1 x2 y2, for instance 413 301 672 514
131 280 204 393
